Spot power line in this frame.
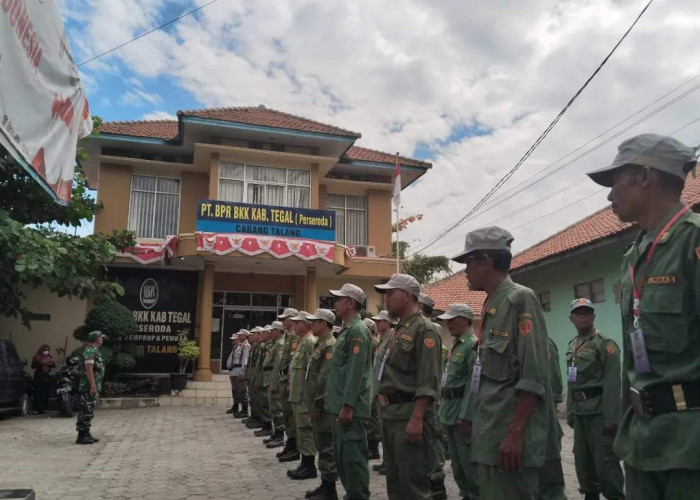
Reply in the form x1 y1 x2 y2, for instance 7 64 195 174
510 188 607 231
77 0 220 67
411 0 655 255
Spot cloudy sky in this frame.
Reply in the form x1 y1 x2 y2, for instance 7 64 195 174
61 0 700 261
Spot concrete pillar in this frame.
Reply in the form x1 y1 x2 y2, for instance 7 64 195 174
310 163 320 209
305 266 318 312
208 153 220 200
195 260 215 381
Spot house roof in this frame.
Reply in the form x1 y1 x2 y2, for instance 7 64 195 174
99 119 179 140
425 171 700 311
345 146 432 168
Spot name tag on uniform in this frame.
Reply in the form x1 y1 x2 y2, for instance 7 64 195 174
377 360 386 381
469 364 482 393
567 365 577 382
440 369 448 388
630 328 651 374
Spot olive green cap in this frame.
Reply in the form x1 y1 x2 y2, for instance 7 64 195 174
452 226 514 263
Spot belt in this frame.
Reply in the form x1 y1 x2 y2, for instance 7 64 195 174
263 367 273 371
571 386 603 402
441 387 465 399
377 392 416 406
630 382 700 417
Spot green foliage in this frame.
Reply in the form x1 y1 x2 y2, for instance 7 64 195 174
177 338 200 374
85 301 137 339
73 324 90 342
391 241 451 285
111 352 136 371
100 346 114 366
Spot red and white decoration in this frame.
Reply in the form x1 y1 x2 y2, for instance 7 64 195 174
196 232 335 263
117 236 178 265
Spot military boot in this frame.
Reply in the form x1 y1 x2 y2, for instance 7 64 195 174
276 437 296 458
226 402 238 414
246 419 264 429
308 480 338 500
86 433 100 443
234 404 248 418
367 439 380 460
289 455 317 480
305 482 323 499
254 423 273 437
278 445 301 462
266 429 285 448
372 461 384 472
584 494 600 500
75 431 95 445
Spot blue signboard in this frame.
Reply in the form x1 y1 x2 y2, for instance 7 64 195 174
196 199 336 242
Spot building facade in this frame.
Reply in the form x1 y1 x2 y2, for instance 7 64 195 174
79 106 431 380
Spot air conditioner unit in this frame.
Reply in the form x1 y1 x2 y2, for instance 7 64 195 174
353 245 376 257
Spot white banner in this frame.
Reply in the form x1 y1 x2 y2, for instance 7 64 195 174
0 0 92 204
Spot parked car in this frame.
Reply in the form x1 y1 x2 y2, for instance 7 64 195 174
0 338 31 416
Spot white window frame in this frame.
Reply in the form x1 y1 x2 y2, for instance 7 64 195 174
218 162 311 208
127 174 181 239
326 193 367 246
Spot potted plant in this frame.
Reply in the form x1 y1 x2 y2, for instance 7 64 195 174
170 331 199 392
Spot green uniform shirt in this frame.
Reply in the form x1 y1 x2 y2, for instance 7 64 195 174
439 331 478 426
371 336 380 365
246 343 259 380
269 336 286 389
279 331 299 386
471 277 558 468
304 331 337 412
254 342 268 386
78 345 105 394
548 338 563 405
616 202 700 471
262 339 280 388
289 332 317 404
325 314 373 417
375 311 442 420
372 334 392 397
565 330 620 424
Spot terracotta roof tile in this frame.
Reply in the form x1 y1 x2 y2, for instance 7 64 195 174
179 106 361 138
426 173 700 310
345 146 432 168
99 120 178 140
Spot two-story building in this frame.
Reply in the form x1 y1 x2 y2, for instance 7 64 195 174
77 105 431 380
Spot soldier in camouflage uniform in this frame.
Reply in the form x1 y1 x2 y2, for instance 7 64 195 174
76 331 106 445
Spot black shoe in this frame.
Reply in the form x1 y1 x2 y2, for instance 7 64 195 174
241 414 256 424
287 461 303 477
86 433 100 443
266 436 285 448
254 426 272 437
289 456 317 480
75 432 94 445
226 407 236 414
378 466 386 476
263 435 276 444
246 421 264 429
276 438 296 458
308 480 338 500
306 482 323 498
583 495 600 500
368 449 380 460
367 439 380 460
234 405 248 418
372 461 384 471
279 449 300 462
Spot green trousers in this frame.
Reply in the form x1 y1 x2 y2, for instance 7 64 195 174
331 417 370 500
625 463 700 500
279 380 295 441
248 381 258 417
478 465 538 500
292 402 316 456
313 414 338 482
445 424 479 499
382 413 436 500
428 415 447 499
367 401 382 443
574 414 624 499
268 386 284 432
257 384 271 423
539 417 566 500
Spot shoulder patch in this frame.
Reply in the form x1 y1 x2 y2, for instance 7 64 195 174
352 345 361 354
488 307 497 316
518 319 533 336
424 338 436 349
606 343 617 354
400 334 413 342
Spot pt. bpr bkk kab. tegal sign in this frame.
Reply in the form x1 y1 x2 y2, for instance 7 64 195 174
196 200 336 241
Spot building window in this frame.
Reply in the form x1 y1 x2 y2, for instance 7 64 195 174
128 175 180 239
326 194 367 246
574 279 605 304
538 291 552 312
218 162 311 208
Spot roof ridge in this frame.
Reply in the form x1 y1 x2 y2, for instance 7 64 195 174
347 145 432 166
424 270 463 289
101 119 177 125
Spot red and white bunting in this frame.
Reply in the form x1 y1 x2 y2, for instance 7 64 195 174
196 233 335 263
116 236 178 265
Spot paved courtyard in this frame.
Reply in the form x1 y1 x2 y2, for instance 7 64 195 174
0 406 580 499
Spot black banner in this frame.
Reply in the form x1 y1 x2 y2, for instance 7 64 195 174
109 268 198 373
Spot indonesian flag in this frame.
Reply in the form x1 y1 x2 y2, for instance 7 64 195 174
393 153 401 207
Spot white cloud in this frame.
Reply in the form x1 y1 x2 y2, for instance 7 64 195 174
68 0 700 257
121 89 163 107
142 110 177 120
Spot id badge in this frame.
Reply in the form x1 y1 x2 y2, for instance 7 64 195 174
377 360 386 381
469 364 482 393
440 369 448 388
630 328 651 374
567 365 577 382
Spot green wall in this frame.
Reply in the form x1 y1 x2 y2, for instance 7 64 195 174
511 236 633 381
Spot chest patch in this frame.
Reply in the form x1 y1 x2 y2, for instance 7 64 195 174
518 319 533 336
424 338 436 349
400 334 413 342
645 275 677 285
455 351 465 358
491 330 509 338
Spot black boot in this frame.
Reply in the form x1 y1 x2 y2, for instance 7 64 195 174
86 432 100 443
277 437 296 458
372 461 384 471
308 480 338 500
75 431 94 445
584 494 600 500
279 445 301 462
246 417 264 429
254 423 273 437
289 455 317 480
287 458 303 477
367 439 380 460
305 482 324 499
234 404 248 418
226 402 238 414
266 429 285 448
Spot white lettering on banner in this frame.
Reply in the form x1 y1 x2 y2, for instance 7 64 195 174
0 0 92 203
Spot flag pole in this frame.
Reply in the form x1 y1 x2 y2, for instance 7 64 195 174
395 152 400 274
396 200 400 273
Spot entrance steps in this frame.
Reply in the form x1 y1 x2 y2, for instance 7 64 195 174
158 373 233 408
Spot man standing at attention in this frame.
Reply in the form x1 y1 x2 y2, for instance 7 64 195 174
326 283 373 500
565 298 623 500
436 303 480 500
369 309 396 475
452 227 559 500
230 330 251 418
265 321 288 447
276 308 300 459
587 134 700 500
76 330 106 445
374 274 442 500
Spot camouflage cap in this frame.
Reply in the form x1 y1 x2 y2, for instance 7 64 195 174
374 273 421 298
270 321 285 331
371 310 396 324
329 283 366 303
588 134 698 187
290 310 313 322
570 298 595 313
87 330 107 341
452 226 514 263
418 293 435 308
436 303 475 321
278 308 300 319
363 317 377 334
306 308 336 325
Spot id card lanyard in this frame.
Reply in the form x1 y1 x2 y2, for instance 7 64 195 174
470 300 490 393
377 328 400 382
628 205 689 374
568 330 597 382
